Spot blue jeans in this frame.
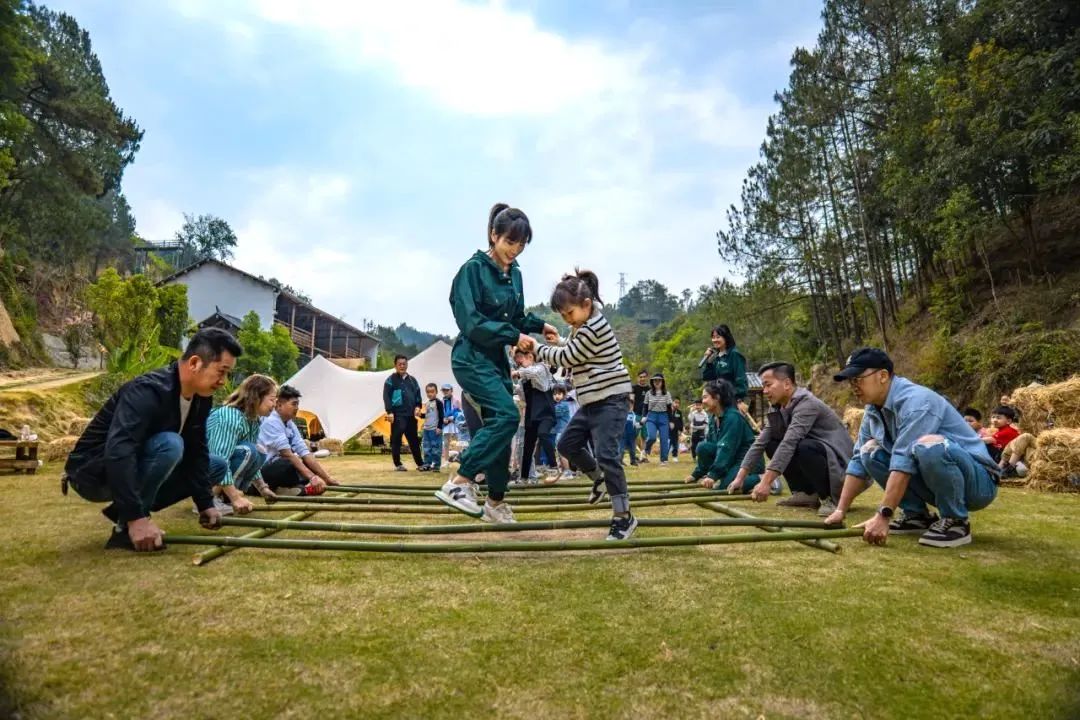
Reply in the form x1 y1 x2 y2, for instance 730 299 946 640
422 429 443 469
620 422 638 463
211 441 265 493
644 411 670 461
859 440 997 519
137 432 227 516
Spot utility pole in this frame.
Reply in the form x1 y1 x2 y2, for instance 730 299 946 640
618 272 628 301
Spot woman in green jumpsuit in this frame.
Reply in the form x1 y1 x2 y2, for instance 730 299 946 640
684 379 763 493
435 203 556 523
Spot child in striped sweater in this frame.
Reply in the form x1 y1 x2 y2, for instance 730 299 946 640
537 269 637 541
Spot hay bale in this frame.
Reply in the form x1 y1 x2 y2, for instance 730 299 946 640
1011 376 1080 434
43 435 79 463
1025 428 1080 493
66 417 89 437
842 407 865 442
317 438 344 456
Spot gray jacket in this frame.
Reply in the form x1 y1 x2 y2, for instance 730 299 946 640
740 387 854 496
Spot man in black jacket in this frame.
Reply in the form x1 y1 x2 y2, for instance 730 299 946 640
383 354 424 471
63 328 241 551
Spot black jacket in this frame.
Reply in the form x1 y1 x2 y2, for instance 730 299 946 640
672 408 684 434
384 372 422 417
522 379 556 424
65 363 214 523
632 384 649 416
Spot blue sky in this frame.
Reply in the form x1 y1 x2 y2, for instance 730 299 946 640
52 0 823 335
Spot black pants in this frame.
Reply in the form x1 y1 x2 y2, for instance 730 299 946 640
390 414 423 468
521 417 556 478
690 431 705 459
557 396 629 513
261 457 306 490
768 436 832 500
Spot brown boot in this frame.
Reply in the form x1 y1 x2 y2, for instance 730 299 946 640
776 491 820 508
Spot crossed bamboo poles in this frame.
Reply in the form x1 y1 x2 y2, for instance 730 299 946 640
174 475 855 565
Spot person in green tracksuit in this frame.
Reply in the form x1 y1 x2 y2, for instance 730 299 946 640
684 379 762 492
700 324 749 403
435 203 557 523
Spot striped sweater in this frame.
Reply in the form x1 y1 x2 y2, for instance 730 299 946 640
536 307 631 407
206 405 262 486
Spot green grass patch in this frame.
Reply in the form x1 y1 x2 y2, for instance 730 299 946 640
1 457 1077 719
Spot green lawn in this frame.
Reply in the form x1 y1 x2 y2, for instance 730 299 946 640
2 456 1078 719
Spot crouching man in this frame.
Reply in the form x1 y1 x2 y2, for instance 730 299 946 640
63 329 240 551
825 348 999 548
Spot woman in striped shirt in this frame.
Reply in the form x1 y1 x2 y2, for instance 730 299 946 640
643 373 674 465
206 374 278 515
537 269 637 541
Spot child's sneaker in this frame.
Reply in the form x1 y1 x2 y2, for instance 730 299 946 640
435 480 483 518
918 517 972 548
559 470 576 482
587 474 606 504
482 501 517 524
606 514 638 541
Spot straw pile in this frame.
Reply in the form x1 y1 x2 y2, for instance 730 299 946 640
317 438 344 456
1025 428 1080 493
66 418 90 437
1011 376 1080 434
43 436 79 463
842 407 865 441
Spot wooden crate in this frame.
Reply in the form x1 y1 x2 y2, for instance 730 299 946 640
0 440 39 474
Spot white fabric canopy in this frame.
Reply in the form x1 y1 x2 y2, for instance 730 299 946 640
284 340 456 440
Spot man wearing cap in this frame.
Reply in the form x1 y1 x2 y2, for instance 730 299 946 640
728 362 855 517
825 348 999 548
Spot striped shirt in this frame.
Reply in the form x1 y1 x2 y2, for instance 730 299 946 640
206 406 262 486
536 307 631 407
645 391 673 414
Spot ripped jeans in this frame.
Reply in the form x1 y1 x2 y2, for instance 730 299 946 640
857 438 997 519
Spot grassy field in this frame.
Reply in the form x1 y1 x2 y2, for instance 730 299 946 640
1 455 1077 719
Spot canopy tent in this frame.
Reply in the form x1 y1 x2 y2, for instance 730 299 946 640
285 340 456 441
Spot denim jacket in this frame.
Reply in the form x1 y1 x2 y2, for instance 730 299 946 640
846 376 998 478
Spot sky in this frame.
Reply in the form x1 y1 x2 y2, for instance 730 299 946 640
51 0 824 335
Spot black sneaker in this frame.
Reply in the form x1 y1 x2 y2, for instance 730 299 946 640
606 514 638 541
101 503 119 524
919 517 972 548
889 512 939 535
587 474 606 505
104 527 134 551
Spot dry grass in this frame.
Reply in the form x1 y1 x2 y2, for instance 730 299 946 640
0 381 94 442
1011 375 1080 435
1027 427 1080 493
842 406 865 441
0 456 1078 720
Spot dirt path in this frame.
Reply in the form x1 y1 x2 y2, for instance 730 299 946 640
0 369 102 392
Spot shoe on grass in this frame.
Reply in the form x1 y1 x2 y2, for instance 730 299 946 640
274 486 303 497
776 491 819 508
104 527 134 551
918 517 971 548
395 465 408 472
817 497 837 517
435 479 483 518
587 474 607 504
889 511 939 535
606 513 638 541
212 497 234 516
482 501 517 524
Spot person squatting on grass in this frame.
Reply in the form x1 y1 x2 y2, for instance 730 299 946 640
383 354 424 471
684 380 762 493
729 362 856 518
258 385 339 495
205 373 279 516
419 382 445 472
62 328 239 551
436 203 558 523
643 372 674 464
825 348 1000 548
537 269 638 541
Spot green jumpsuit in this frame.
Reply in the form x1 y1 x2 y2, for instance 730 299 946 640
691 406 763 492
449 251 545 498
702 347 749 401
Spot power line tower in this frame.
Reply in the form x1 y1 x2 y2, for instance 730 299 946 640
618 272 628 301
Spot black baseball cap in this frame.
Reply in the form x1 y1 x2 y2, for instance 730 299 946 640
833 347 894 382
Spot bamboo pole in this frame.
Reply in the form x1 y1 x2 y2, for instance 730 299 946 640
221 516 839 535
323 480 700 494
169 528 864 554
698 501 843 554
273 490 736 507
259 494 755 514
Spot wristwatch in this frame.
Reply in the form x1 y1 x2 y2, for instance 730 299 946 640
876 506 894 519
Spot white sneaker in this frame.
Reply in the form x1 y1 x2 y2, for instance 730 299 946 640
435 480 483 518
817 497 838 517
213 497 234 516
482 501 517 524
559 470 576 481
659 462 669 467
671 457 679 464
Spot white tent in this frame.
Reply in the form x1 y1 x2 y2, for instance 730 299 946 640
284 340 455 440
